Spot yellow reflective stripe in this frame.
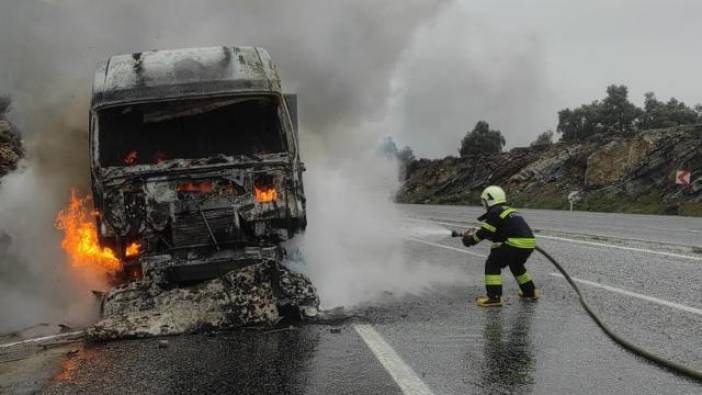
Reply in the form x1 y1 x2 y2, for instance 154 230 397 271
516 272 531 285
490 242 502 249
481 223 496 233
473 233 480 242
505 238 536 249
499 207 517 219
485 274 503 285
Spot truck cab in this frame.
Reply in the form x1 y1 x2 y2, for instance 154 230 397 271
90 46 306 283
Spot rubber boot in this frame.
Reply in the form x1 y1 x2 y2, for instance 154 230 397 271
518 288 540 301
476 295 502 307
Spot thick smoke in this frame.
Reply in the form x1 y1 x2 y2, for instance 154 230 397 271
0 0 470 330
298 140 469 309
386 1 552 157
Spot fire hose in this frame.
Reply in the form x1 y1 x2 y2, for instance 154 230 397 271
450 230 702 382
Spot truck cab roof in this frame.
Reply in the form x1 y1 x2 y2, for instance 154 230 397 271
91 46 282 110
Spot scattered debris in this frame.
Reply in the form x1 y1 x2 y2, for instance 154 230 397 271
87 260 319 340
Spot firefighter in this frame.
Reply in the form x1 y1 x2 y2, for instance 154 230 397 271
462 185 538 307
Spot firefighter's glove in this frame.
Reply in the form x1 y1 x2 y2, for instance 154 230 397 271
462 230 478 247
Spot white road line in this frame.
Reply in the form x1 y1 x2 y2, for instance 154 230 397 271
353 324 434 395
0 330 84 349
405 235 702 317
403 236 486 258
538 234 702 262
402 217 463 228
404 217 702 262
550 273 702 316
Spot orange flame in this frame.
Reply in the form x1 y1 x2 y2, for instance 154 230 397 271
254 185 277 203
124 151 138 165
55 189 121 273
125 241 142 258
177 181 214 193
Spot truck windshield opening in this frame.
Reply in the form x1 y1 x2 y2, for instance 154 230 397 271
98 96 286 167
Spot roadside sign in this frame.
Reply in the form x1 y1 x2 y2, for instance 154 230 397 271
567 191 582 202
567 191 582 211
676 170 691 185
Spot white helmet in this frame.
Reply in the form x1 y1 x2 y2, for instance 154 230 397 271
480 186 507 209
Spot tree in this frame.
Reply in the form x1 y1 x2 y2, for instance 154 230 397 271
600 84 642 134
665 98 699 126
397 146 416 180
397 146 416 166
530 130 554 147
557 102 603 142
641 91 664 129
557 85 643 141
379 136 399 159
459 121 506 157
641 92 699 129
0 96 10 115
378 137 418 180
695 104 702 121
557 85 702 141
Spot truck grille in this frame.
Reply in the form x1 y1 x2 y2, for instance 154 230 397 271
171 208 237 248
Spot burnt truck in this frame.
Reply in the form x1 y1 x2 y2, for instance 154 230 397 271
89 46 306 284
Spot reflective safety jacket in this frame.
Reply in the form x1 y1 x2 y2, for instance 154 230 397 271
464 204 536 249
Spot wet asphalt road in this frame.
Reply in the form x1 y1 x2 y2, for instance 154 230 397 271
44 205 702 394
404 204 702 248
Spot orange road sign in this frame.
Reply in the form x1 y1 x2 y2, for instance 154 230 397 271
676 170 691 185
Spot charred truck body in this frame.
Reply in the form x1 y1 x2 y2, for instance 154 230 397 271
90 46 306 283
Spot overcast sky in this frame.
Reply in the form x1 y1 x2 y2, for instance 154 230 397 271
389 0 702 157
1 0 701 159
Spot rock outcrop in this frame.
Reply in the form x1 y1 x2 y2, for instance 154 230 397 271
0 97 22 176
87 260 320 340
397 125 702 216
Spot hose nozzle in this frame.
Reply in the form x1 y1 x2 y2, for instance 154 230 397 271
451 230 462 238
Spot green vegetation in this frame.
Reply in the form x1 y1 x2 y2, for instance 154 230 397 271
530 130 554 147
557 85 702 142
578 191 667 215
510 185 570 210
512 190 702 217
679 202 702 217
0 96 10 114
641 92 700 129
379 136 417 180
459 121 505 157
400 185 702 218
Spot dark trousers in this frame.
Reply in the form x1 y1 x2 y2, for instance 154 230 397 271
484 245 535 298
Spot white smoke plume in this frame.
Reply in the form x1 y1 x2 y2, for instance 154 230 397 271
0 0 471 330
298 136 469 309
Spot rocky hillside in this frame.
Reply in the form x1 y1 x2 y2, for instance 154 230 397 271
0 98 22 176
397 125 702 216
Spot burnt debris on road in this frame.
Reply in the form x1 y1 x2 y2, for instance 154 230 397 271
89 259 320 340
